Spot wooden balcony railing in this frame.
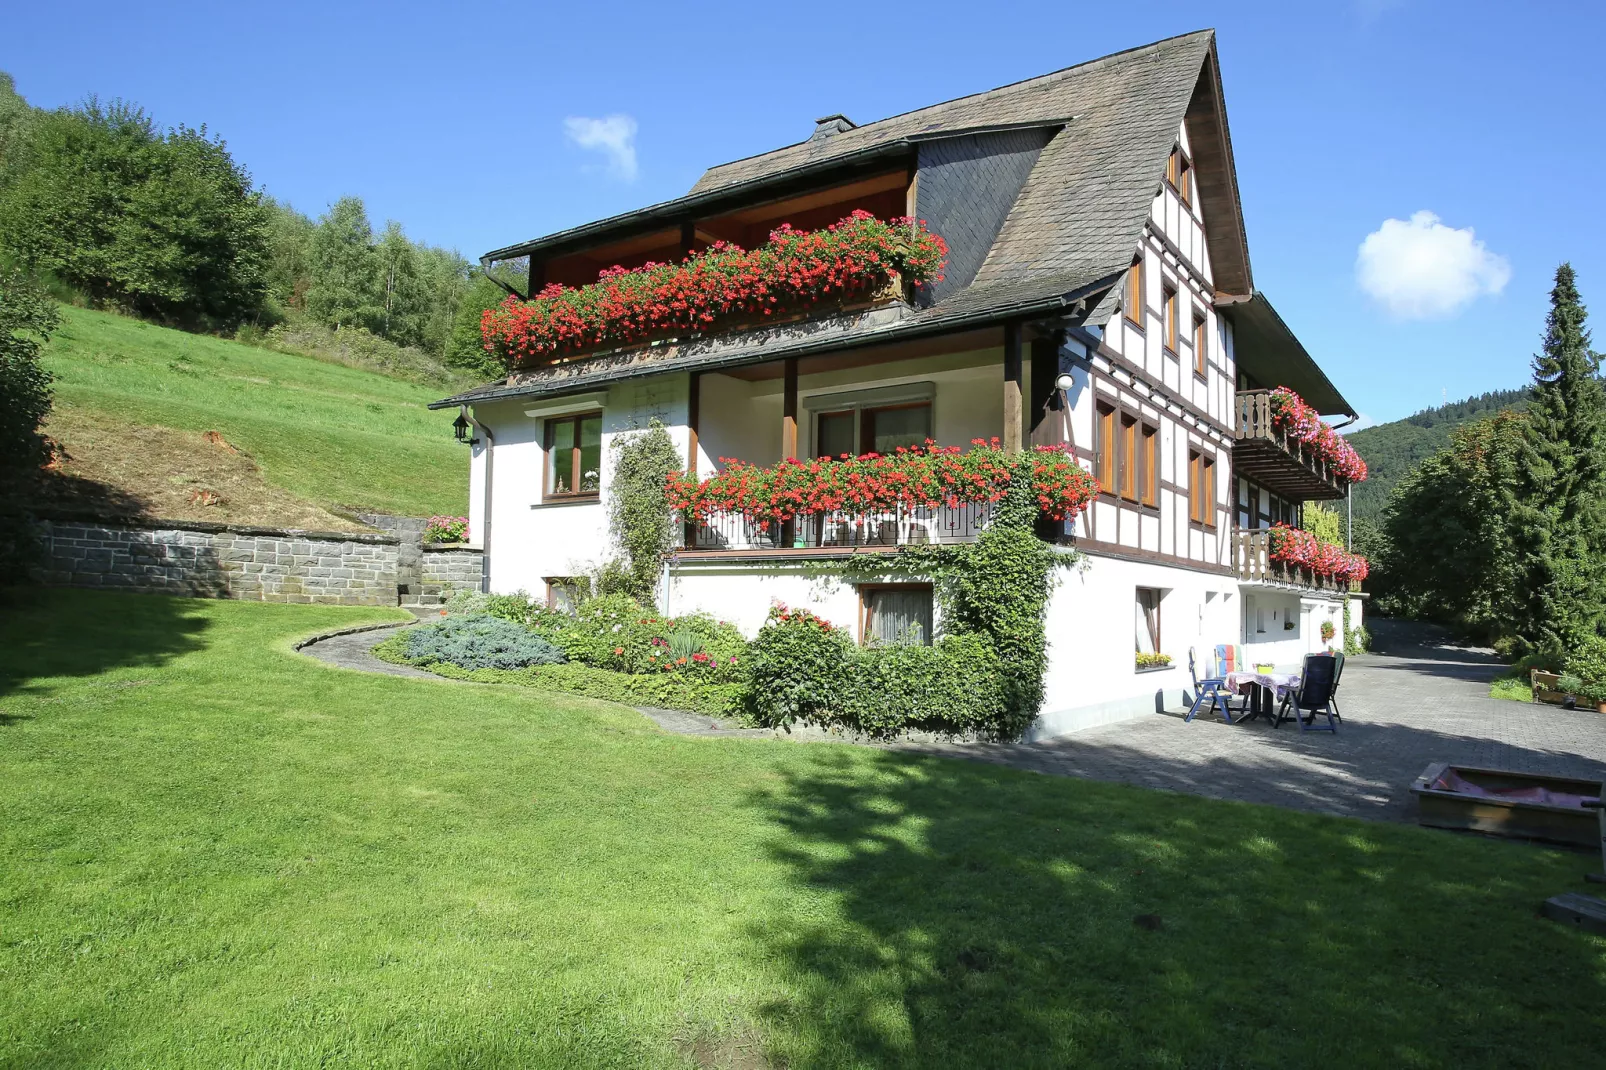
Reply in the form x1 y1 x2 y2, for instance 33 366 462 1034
677 502 996 553
1233 529 1350 593
1234 390 1347 502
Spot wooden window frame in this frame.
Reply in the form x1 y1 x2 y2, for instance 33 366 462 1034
814 408 857 460
857 583 935 647
543 576 584 613
860 401 933 456
1094 401 1117 493
1167 145 1192 207
1140 422 1158 507
543 411 603 501
1136 586 1162 657
1124 255 1144 327
1162 281 1179 355
1188 448 1217 529
1117 413 1138 502
1193 310 1209 379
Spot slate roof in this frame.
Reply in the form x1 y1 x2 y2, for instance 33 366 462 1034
440 30 1247 408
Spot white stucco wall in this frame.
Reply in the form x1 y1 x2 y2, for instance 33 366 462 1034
1033 553 1241 740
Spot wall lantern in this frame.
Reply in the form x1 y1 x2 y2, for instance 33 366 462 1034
453 411 473 444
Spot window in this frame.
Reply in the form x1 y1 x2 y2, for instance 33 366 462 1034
1118 413 1138 501
1188 449 1216 527
1140 423 1158 507
812 402 931 458
860 584 933 646
816 410 856 459
544 577 584 614
1095 402 1116 492
1136 587 1162 656
1124 255 1144 326
1167 145 1192 206
1193 312 1209 378
863 403 931 454
1162 282 1179 353
545 412 602 498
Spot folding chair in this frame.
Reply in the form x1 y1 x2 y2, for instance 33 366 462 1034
1185 646 1243 723
1276 653 1339 733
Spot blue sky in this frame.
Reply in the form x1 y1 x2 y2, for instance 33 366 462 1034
4 0 1602 427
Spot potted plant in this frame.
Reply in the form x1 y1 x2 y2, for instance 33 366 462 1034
1135 652 1172 671
1561 637 1606 714
1320 619 1337 648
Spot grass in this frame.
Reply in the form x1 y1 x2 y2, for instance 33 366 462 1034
1490 673 1533 702
40 306 468 519
2 589 1603 1068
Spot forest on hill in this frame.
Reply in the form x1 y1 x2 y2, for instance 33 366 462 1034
1345 386 1530 527
0 72 509 382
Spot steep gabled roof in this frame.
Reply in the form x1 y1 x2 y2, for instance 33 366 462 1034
691 28 1250 298
443 30 1250 407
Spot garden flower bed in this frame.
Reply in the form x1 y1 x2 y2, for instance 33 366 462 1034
1268 387 1369 484
666 439 1100 532
480 211 948 366
1266 523 1370 583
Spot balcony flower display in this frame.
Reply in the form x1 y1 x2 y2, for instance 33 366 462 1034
1267 387 1369 484
666 439 1100 531
481 211 949 366
1266 523 1370 583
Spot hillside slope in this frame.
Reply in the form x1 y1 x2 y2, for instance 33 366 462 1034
37 307 471 524
1347 387 1529 526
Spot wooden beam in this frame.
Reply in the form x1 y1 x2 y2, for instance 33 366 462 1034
527 258 545 297
679 221 696 260
1003 323 1023 453
686 371 701 475
781 357 799 460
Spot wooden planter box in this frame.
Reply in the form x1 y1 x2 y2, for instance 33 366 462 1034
1411 762 1604 848
1530 669 1606 711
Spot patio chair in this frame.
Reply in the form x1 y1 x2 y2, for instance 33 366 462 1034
1185 646 1240 724
1329 650 1346 723
1276 653 1339 733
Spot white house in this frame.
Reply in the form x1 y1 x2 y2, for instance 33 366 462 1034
435 30 1365 739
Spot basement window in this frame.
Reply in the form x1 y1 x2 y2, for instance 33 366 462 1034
860 584 934 647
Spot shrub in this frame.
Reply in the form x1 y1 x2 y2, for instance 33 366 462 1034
372 634 740 715
1562 636 1606 701
840 633 1007 738
399 616 566 670
424 515 468 543
743 605 855 728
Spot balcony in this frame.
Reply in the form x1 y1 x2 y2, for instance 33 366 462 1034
678 502 997 555
1232 529 1355 594
1233 390 1349 501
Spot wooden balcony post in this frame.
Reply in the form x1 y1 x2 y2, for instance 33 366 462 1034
781 358 798 460
684 371 701 548
1003 323 1023 453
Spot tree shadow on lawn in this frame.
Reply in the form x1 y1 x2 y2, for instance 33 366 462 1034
745 748 1606 1069
0 587 209 705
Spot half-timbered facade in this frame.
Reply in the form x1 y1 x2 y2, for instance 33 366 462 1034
435 30 1364 738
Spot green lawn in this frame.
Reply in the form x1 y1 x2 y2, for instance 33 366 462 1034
2 590 1603 1068
41 306 467 517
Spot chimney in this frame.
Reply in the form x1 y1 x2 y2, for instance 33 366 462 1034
810 114 857 141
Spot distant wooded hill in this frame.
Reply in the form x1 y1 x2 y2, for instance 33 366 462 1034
1346 387 1531 526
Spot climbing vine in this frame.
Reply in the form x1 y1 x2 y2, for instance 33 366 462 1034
814 453 1077 737
606 418 682 604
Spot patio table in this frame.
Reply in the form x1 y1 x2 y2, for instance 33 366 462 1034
1224 670 1301 724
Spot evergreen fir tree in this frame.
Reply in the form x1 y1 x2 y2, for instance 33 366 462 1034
1510 263 1606 652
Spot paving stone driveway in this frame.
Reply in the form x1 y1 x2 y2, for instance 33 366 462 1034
900 619 1606 822
302 619 1606 825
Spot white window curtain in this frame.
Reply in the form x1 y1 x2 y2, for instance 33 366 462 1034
1135 588 1161 654
867 588 933 646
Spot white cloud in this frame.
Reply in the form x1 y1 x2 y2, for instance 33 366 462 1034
1356 210 1511 319
563 114 638 181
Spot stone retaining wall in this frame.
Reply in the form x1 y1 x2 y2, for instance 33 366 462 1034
39 517 400 605
420 545 483 605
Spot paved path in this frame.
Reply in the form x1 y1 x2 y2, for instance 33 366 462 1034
300 619 1606 824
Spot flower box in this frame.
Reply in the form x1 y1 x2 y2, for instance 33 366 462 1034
482 211 947 367
1268 387 1368 484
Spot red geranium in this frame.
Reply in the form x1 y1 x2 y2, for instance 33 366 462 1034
1266 523 1369 582
481 211 948 366
1267 388 1368 484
